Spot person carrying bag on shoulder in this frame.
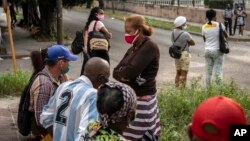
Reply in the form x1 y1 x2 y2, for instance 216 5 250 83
170 16 195 87
80 7 112 75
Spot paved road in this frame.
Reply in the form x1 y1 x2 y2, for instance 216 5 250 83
64 9 250 91
1 9 250 91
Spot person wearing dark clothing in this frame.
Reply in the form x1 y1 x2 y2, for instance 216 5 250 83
113 14 161 140
8 0 17 28
223 4 234 35
80 7 112 75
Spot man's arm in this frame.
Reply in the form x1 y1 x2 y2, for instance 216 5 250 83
33 76 54 126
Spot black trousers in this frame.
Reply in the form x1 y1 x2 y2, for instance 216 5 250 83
80 51 110 76
224 18 232 35
233 17 238 35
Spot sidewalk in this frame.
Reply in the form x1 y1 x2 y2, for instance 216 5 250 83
0 97 29 141
0 26 53 59
145 15 250 42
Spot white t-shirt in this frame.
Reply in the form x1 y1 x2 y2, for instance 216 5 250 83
202 21 225 49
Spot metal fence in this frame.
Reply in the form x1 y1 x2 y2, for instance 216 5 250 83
125 0 204 7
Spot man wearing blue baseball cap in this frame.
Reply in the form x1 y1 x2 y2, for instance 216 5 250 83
29 45 77 140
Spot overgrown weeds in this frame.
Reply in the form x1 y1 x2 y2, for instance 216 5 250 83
0 70 31 97
158 78 250 141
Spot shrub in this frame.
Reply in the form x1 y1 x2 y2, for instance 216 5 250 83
0 70 31 97
158 79 250 141
208 0 234 9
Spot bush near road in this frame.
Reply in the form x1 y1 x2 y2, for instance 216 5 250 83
158 78 250 140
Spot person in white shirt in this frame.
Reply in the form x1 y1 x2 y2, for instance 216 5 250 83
40 57 110 141
202 9 228 87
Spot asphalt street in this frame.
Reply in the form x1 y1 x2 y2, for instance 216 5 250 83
1 9 250 91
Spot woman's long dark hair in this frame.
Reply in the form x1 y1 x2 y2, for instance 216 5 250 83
84 7 102 32
30 48 47 77
206 9 216 25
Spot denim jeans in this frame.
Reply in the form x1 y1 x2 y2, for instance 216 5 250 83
205 49 224 86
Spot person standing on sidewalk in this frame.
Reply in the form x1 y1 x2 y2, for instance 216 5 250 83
235 6 247 36
40 57 110 141
202 9 228 87
172 16 195 87
113 14 161 140
29 45 77 139
81 7 112 75
223 4 234 36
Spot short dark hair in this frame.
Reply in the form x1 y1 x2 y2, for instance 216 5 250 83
97 86 124 116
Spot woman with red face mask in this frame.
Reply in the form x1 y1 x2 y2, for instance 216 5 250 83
80 7 112 75
113 14 161 140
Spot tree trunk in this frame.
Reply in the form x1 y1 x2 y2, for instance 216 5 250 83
21 1 28 25
171 0 175 5
86 0 93 8
38 0 56 38
98 0 104 9
20 0 40 27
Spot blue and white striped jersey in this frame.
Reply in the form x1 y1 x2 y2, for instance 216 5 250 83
40 76 99 141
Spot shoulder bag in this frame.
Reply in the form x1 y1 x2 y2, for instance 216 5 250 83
169 32 186 59
219 23 230 54
88 21 109 51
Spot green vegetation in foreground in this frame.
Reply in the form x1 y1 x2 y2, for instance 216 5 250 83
0 70 31 97
0 68 249 141
73 6 202 34
158 78 250 141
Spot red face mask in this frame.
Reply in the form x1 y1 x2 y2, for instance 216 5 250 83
124 30 138 44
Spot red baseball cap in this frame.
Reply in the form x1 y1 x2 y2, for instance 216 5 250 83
191 96 247 141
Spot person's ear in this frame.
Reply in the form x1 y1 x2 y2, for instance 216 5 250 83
98 74 108 84
187 123 193 141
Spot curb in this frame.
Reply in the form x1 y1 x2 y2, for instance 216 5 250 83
189 31 250 42
0 54 30 59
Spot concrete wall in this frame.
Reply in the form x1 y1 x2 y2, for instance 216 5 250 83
105 1 250 30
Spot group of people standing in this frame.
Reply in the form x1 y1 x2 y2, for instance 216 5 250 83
22 5 246 141
26 6 161 141
223 3 247 36
172 8 232 87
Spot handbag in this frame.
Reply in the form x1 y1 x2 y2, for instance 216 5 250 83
71 30 84 55
88 21 109 51
169 32 185 59
219 23 230 54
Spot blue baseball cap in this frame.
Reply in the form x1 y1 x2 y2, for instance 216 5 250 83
47 45 78 61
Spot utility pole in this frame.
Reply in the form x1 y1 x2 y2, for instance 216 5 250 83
111 0 115 14
56 0 63 44
2 0 17 74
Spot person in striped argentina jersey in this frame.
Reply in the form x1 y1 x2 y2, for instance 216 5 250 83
40 57 110 141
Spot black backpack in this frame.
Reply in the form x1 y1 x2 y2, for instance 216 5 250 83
71 30 84 55
17 72 48 136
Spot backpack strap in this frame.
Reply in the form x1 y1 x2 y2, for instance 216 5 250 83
172 32 184 43
172 32 188 51
93 20 98 32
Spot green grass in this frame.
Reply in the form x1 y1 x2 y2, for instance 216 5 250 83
0 70 31 97
158 79 250 141
73 6 202 34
